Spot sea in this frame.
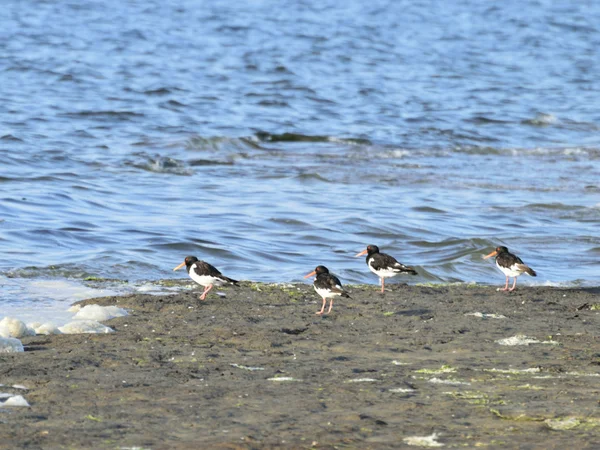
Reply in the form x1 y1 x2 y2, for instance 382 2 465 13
1 0 599 324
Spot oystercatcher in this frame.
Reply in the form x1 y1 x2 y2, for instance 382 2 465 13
355 244 417 293
304 265 350 315
173 256 238 300
483 246 536 291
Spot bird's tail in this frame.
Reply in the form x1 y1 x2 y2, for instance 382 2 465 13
402 265 418 275
223 276 239 285
517 264 536 277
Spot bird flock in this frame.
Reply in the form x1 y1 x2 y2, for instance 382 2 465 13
174 244 537 315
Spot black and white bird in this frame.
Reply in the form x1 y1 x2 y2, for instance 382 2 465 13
173 255 238 300
483 246 536 291
304 265 350 315
355 244 417 293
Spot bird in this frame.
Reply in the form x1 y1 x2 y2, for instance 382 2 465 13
483 246 536 291
304 265 350 315
173 255 238 300
355 244 417 293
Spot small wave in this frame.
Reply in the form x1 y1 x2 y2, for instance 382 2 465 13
452 145 600 159
411 206 447 214
185 136 263 151
294 173 331 182
125 154 193 176
0 135 24 142
61 111 144 121
254 131 371 146
522 113 558 126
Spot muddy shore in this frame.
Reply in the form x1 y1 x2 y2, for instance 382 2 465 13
1 282 600 449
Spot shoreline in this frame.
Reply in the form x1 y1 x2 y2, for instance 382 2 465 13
1 282 599 448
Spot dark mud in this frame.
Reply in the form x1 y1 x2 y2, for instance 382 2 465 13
1 282 600 449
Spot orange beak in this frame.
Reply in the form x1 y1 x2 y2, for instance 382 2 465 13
304 270 316 279
355 249 368 257
483 250 498 260
173 261 186 271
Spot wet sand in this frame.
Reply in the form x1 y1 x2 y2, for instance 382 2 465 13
1 282 600 449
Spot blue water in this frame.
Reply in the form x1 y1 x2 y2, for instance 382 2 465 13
1 0 600 320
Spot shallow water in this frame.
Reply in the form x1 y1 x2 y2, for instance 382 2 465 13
1 0 600 321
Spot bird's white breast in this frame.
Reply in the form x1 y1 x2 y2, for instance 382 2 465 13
314 286 342 299
368 259 399 278
189 264 225 287
496 261 526 278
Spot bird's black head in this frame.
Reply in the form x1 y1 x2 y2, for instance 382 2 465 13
184 256 199 267
366 245 380 255
314 265 329 275
496 246 508 254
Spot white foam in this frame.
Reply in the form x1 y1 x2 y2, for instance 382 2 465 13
267 377 298 381
545 417 580 430
73 305 128 322
389 388 415 393
465 312 507 319
2 395 30 407
496 335 559 346
428 377 470 386
59 320 114 334
0 337 24 353
403 432 444 447
345 378 379 383
28 322 62 335
230 363 264 371
485 367 540 374
0 317 35 339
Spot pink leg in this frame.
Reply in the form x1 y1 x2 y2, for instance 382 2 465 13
316 298 326 315
380 278 385 293
199 284 213 300
509 277 518 291
501 276 509 291
325 299 334 314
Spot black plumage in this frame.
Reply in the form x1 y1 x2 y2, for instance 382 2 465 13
173 255 238 300
185 256 238 284
356 244 417 293
484 246 536 291
304 265 350 315
364 245 418 275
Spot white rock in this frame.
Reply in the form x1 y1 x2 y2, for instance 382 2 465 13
3 395 30 407
59 320 114 334
73 305 127 322
0 317 35 338
0 337 24 353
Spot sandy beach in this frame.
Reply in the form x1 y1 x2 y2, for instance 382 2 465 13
1 282 600 449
